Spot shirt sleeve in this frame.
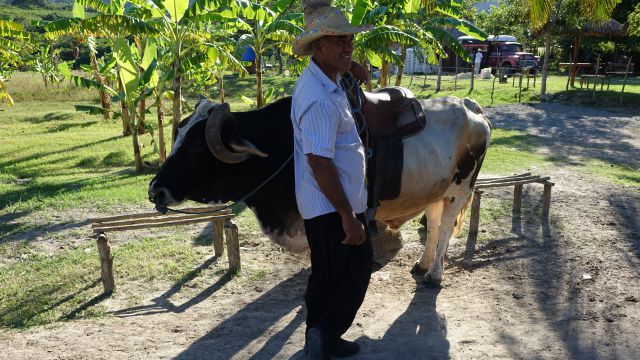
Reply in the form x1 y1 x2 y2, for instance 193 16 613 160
298 100 340 158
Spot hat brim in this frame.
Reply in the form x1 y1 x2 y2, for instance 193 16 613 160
293 26 373 56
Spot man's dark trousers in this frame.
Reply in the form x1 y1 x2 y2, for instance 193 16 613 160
304 212 373 348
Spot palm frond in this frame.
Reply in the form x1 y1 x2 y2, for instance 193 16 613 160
0 38 21 51
359 25 420 49
423 26 469 61
361 6 388 25
76 0 110 14
44 18 83 37
82 15 161 36
425 17 487 40
529 0 552 30
0 20 24 32
351 0 372 25
185 0 231 18
264 19 303 35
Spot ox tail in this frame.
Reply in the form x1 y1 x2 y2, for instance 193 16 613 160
453 191 474 237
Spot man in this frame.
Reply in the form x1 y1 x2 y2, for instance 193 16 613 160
291 4 373 360
474 49 483 75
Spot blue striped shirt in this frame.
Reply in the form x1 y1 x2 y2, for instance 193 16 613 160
290 59 367 219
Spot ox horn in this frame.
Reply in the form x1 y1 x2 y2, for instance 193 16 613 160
205 103 268 164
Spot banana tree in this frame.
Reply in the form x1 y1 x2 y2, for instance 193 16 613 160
60 38 159 172
31 43 63 88
113 37 159 171
223 0 303 107
45 1 112 120
0 20 30 106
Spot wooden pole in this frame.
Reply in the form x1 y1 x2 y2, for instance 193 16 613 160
436 57 442 92
212 220 224 257
620 56 633 106
469 61 475 92
518 72 523 103
454 56 458 90
513 184 523 213
491 75 497 104
465 190 482 264
224 219 241 271
592 54 600 101
97 233 115 293
541 182 554 220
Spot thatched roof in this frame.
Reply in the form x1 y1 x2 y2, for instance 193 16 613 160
582 19 627 37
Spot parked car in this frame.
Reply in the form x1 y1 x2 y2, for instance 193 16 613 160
458 35 540 74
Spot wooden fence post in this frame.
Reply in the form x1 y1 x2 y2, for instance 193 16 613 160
541 182 554 220
224 219 241 271
97 233 115 293
212 220 224 257
513 184 523 213
465 190 482 264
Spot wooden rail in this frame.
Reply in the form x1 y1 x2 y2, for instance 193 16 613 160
465 173 554 264
90 205 239 293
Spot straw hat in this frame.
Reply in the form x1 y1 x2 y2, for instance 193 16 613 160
293 4 372 56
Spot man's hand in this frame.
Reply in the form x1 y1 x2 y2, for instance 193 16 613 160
340 212 366 246
349 61 369 85
307 154 366 246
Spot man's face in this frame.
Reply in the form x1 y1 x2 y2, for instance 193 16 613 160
313 35 354 75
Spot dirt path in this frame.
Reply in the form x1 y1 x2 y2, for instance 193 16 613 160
2 103 639 359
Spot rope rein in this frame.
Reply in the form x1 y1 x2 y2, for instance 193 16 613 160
161 153 294 215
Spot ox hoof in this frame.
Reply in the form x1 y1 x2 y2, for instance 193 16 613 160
424 273 443 287
410 262 427 276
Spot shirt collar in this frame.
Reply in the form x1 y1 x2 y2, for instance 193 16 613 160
309 58 339 94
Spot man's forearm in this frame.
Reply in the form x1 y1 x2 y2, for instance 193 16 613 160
307 154 354 217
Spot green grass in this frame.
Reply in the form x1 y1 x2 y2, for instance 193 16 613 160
404 73 640 108
0 4 71 24
0 70 638 330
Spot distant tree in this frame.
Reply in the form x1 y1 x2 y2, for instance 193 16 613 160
526 0 620 96
11 0 46 9
629 3 640 36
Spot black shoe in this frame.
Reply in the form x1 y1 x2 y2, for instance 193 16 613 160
306 327 329 360
331 338 360 358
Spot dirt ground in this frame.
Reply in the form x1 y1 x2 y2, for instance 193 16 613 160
1 102 639 359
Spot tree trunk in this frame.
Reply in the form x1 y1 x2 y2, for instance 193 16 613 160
89 47 111 120
131 108 143 172
172 57 182 144
121 101 131 136
42 74 49 89
157 94 166 162
137 100 146 134
256 53 264 108
540 0 563 97
276 48 283 75
136 39 146 134
436 57 442 92
219 75 225 103
366 62 373 92
381 60 388 87
395 46 406 86
540 26 552 96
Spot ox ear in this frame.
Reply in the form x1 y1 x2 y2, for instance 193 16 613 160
229 139 269 158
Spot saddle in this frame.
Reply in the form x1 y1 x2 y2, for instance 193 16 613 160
340 74 427 236
361 87 426 138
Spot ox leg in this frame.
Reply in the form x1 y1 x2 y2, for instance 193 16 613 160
413 201 444 276
424 196 469 286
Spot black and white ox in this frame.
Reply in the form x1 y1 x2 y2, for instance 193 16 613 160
149 95 491 284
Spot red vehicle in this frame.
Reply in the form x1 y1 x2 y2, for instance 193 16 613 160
458 35 540 74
